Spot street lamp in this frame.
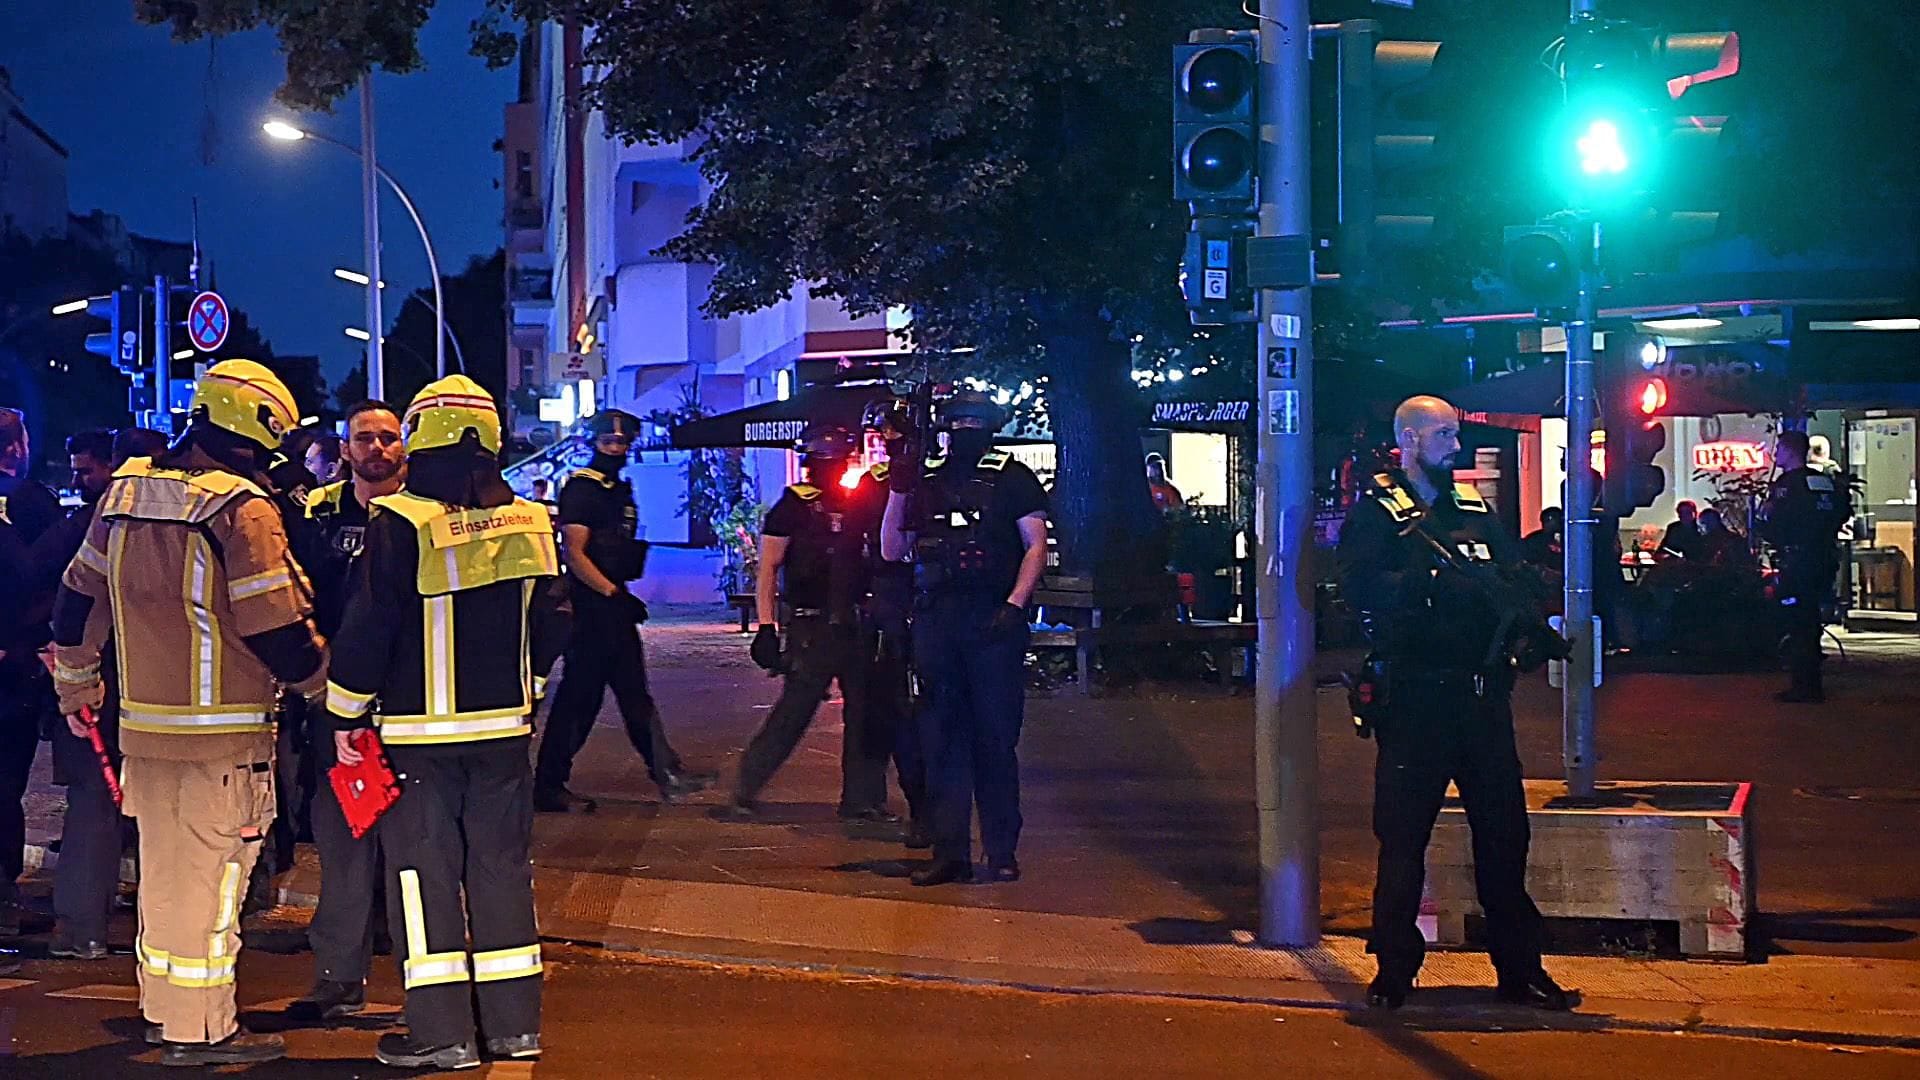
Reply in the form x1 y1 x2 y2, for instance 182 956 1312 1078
261 109 455 384
329 267 466 375
50 299 88 316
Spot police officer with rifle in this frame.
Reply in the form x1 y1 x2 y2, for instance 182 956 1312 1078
1337 396 1575 1013
881 389 1049 886
1758 430 1852 704
725 423 898 824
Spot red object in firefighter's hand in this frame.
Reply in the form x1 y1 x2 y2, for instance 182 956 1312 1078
78 706 123 809
328 729 401 839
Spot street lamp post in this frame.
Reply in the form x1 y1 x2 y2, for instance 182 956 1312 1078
331 268 466 377
263 94 452 388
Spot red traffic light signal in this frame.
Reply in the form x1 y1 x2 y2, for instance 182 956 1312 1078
1637 377 1668 416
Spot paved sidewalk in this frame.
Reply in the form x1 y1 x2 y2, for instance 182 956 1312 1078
17 606 1920 1048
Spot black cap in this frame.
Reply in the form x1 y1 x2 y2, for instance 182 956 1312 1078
588 410 642 439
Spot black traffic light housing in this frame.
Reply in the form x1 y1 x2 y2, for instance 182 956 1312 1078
1173 37 1257 208
82 287 145 374
1602 335 1669 513
1503 220 1584 314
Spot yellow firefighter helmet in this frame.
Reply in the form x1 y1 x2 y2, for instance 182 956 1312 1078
403 375 502 453
189 359 300 451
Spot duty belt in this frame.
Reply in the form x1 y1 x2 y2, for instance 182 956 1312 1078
1393 666 1511 699
789 607 856 625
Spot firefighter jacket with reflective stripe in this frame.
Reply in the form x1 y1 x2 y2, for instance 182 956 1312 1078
54 452 320 761
325 492 561 746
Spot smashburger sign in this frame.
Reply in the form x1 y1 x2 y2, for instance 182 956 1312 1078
430 506 551 549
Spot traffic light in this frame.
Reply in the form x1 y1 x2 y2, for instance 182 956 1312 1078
1602 339 1669 512
1326 20 1450 283
1174 30 1258 325
1173 35 1256 207
82 287 144 374
1547 19 1740 221
1503 218 1584 312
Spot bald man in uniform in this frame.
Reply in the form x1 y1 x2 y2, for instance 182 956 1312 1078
1338 396 1575 1013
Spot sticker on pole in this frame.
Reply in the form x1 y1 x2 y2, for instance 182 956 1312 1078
1267 388 1300 436
187 291 230 353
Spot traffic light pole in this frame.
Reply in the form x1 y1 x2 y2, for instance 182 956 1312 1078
149 274 170 433
1254 0 1320 947
1562 0 1601 799
1562 223 1600 799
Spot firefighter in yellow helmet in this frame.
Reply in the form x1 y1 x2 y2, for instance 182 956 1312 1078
324 375 562 1069
51 359 327 1066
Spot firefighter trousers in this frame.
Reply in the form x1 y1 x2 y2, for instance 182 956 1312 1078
122 752 275 1045
383 739 541 1049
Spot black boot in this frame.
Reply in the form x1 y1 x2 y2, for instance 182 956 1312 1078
286 978 366 1021
653 770 711 803
903 818 933 850
159 1031 286 1067
985 857 1021 883
375 1031 481 1069
910 859 975 887
534 786 598 813
1495 970 1579 1011
1367 972 1411 1010
708 796 762 821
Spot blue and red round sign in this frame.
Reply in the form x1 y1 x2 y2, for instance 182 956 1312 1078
188 291 230 353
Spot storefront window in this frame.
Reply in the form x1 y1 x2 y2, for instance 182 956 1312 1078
1848 416 1916 612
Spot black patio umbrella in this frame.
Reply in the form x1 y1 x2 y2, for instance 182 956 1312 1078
670 381 898 450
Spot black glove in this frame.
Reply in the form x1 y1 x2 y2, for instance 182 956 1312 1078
623 592 650 625
888 439 924 494
989 602 1027 634
750 624 782 671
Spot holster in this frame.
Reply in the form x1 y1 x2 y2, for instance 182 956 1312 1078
1344 654 1392 739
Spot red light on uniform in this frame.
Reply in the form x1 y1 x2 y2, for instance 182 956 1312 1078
1638 378 1669 416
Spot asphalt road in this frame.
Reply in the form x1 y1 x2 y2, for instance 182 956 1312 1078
4 943 1917 1078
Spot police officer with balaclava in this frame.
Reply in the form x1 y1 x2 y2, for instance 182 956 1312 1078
880 389 1048 886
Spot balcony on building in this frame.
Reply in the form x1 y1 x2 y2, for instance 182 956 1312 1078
507 199 544 255
510 258 554 328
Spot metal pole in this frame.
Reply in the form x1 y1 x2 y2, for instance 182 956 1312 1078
376 168 447 377
1255 0 1320 947
152 274 169 433
360 73 386 400
1562 217 1599 797
1562 0 1600 798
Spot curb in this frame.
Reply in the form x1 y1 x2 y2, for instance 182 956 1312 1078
38 842 1920 1053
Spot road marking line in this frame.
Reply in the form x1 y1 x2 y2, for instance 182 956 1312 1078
0 979 35 993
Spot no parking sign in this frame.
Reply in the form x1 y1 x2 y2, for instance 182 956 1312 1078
187 291 230 353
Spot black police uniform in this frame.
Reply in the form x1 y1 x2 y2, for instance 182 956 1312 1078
1759 465 1851 701
909 448 1046 872
859 465 927 831
294 481 386 992
0 469 62 907
1337 471 1547 990
47 493 125 952
535 465 687 798
737 471 891 812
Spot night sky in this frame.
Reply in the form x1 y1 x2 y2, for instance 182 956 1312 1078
2 1 514 389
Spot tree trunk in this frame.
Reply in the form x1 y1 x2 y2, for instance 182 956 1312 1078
1042 319 1161 579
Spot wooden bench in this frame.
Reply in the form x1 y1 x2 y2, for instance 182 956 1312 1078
1422 779 1754 960
1029 575 1256 694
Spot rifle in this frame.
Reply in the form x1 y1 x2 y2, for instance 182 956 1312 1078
1398 512 1571 672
